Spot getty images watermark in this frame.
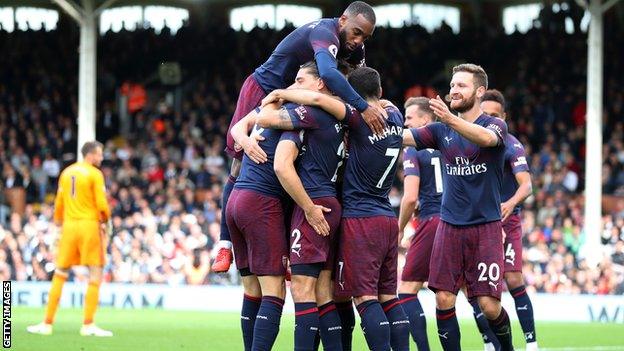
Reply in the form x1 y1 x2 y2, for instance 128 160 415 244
2 281 10 348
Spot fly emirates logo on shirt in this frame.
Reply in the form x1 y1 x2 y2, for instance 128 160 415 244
446 156 487 176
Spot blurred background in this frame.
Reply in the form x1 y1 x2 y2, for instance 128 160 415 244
0 0 623 316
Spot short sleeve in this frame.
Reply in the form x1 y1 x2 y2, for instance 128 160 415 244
402 147 420 177
507 136 530 174
280 130 305 150
284 104 320 130
409 123 442 150
485 117 508 146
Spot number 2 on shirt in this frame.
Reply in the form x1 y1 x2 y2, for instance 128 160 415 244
376 148 400 188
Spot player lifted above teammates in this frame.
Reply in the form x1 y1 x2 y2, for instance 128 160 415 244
403 64 515 351
258 61 349 351
479 89 537 351
213 1 385 273
397 97 442 351
27 142 113 337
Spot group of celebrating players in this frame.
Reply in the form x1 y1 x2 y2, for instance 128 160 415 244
210 1 541 350
25 1 539 350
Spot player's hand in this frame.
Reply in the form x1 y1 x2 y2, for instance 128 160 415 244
500 201 515 222
240 135 267 164
379 99 396 110
261 90 283 107
398 229 405 246
429 95 456 123
361 104 387 136
304 204 332 236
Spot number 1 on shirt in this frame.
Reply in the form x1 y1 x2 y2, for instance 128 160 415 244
70 175 77 198
376 148 400 188
430 157 444 193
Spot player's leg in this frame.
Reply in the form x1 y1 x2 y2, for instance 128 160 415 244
463 288 499 351
334 296 355 351
212 159 241 273
290 198 341 351
468 221 513 351
315 269 342 351
428 221 464 351
291 264 322 351
505 271 536 350
228 199 257 350
241 191 288 351
354 295 391 351
28 222 79 335
503 214 537 350
214 73 267 273
379 217 409 351
337 217 391 351
398 281 429 350
254 275 286 351
80 220 112 337
240 270 262 351
80 265 112 337
26 266 69 335
398 215 439 350
434 291 460 351
379 293 410 351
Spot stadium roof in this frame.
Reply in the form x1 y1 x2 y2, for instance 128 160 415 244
8 0 552 11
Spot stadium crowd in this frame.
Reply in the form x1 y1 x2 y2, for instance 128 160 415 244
0 10 623 294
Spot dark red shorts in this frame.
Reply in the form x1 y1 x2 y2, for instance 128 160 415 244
226 189 288 275
225 74 267 160
335 216 399 298
289 197 342 270
428 220 505 300
402 215 440 282
502 214 523 273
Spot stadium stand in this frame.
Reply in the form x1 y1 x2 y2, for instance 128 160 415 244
0 13 623 294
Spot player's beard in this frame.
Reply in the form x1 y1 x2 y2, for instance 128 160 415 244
338 29 350 51
451 90 477 113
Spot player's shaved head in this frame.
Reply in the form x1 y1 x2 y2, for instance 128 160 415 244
481 89 507 120
348 67 381 100
344 1 376 25
481 89 506 107
339 2 375 52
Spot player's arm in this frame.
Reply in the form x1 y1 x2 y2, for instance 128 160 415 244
257 103 322 132
230 108 268 164
501 143 532 220
398 175 419 243
53 181 64 226
274 136 331 236
429 95 502 147
263 89 347 121
501 171 532 221
402 125 439 150
94 171 111 222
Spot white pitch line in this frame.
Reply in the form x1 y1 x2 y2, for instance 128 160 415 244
466 347 624 351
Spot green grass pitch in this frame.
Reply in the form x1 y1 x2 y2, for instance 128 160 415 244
9 307 624 350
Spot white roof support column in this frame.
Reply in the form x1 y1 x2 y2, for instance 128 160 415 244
52 0 117 160
77 0 96 160
584 0 620 266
